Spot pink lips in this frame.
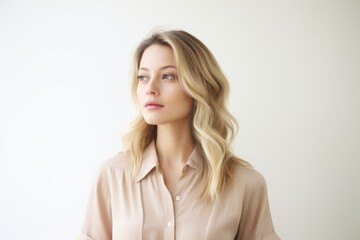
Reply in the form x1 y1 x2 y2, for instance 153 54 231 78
145 101 164 110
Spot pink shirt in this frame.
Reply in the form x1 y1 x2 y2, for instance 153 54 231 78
77 142 279 240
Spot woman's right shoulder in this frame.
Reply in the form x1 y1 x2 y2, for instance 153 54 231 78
89 151 133 189
99 150 132 171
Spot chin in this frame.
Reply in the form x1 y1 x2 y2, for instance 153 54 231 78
143 118 162 125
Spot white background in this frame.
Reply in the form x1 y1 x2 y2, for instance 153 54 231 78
1 0 359 239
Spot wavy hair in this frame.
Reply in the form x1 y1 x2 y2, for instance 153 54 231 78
122 29 251 201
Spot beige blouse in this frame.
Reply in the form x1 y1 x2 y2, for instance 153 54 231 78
77 142 280 240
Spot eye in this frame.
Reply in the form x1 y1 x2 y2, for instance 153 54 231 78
162 74 176 80
137 75 148 81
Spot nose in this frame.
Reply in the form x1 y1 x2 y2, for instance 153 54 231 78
146 78 159 96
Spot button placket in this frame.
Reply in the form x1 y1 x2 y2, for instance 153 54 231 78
157 171 175 239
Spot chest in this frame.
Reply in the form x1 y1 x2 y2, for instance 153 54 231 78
110 170 244 240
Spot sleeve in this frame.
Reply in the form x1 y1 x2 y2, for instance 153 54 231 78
237 172 280 240
76 165 112 240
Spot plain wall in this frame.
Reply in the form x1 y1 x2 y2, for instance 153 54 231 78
1 0 359 239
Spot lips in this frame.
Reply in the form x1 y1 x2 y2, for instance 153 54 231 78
145 101 164 109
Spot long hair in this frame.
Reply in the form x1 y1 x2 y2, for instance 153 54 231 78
122 29 251 201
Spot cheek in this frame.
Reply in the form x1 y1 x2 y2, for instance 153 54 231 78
136 85 143 101
171 85 193 107
179 93 194 112
186 98 194 112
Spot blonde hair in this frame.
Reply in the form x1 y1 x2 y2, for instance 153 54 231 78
122 29 251 201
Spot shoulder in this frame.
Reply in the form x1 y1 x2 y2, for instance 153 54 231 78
231 162 269 195
231 164 279 239
89 151 133 192
94 151 132 179
100 151 131 170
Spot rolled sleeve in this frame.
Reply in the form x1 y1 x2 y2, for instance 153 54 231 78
75 232 96 240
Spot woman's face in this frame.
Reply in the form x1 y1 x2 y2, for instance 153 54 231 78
137 44 193 126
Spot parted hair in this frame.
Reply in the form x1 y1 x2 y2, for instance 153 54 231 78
122 29 251 202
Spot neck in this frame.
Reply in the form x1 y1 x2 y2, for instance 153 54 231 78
155 123 195 168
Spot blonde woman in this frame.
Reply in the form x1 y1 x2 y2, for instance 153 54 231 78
77 30 280 240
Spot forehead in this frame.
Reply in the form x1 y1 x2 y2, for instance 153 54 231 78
139 44 175 69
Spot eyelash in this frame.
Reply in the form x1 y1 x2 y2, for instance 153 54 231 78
137 74 176 81
137 75 148 81
162 74 175 80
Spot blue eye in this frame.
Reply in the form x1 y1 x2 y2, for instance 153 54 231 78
137 75 148 81
162 74 175 80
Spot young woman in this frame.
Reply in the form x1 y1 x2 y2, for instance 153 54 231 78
77 30 280 240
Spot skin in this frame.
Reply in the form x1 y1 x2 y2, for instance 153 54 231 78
137 44 195 197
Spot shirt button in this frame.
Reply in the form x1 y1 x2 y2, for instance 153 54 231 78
167 222 172 227
175 195 181 201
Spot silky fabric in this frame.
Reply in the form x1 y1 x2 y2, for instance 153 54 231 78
77 142 280 240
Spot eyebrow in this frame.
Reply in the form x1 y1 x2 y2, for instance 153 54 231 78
138 65 176 71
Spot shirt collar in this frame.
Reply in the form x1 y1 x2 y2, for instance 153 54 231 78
135 141 203 182
186 145 202 170
135 141 158 182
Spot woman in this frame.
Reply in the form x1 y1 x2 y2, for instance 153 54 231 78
77 30 280 240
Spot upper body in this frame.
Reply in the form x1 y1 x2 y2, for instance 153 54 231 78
77 142 279 240
77 29 280 240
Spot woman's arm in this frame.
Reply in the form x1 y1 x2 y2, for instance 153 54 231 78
237 173 280 240
76 165 112 240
